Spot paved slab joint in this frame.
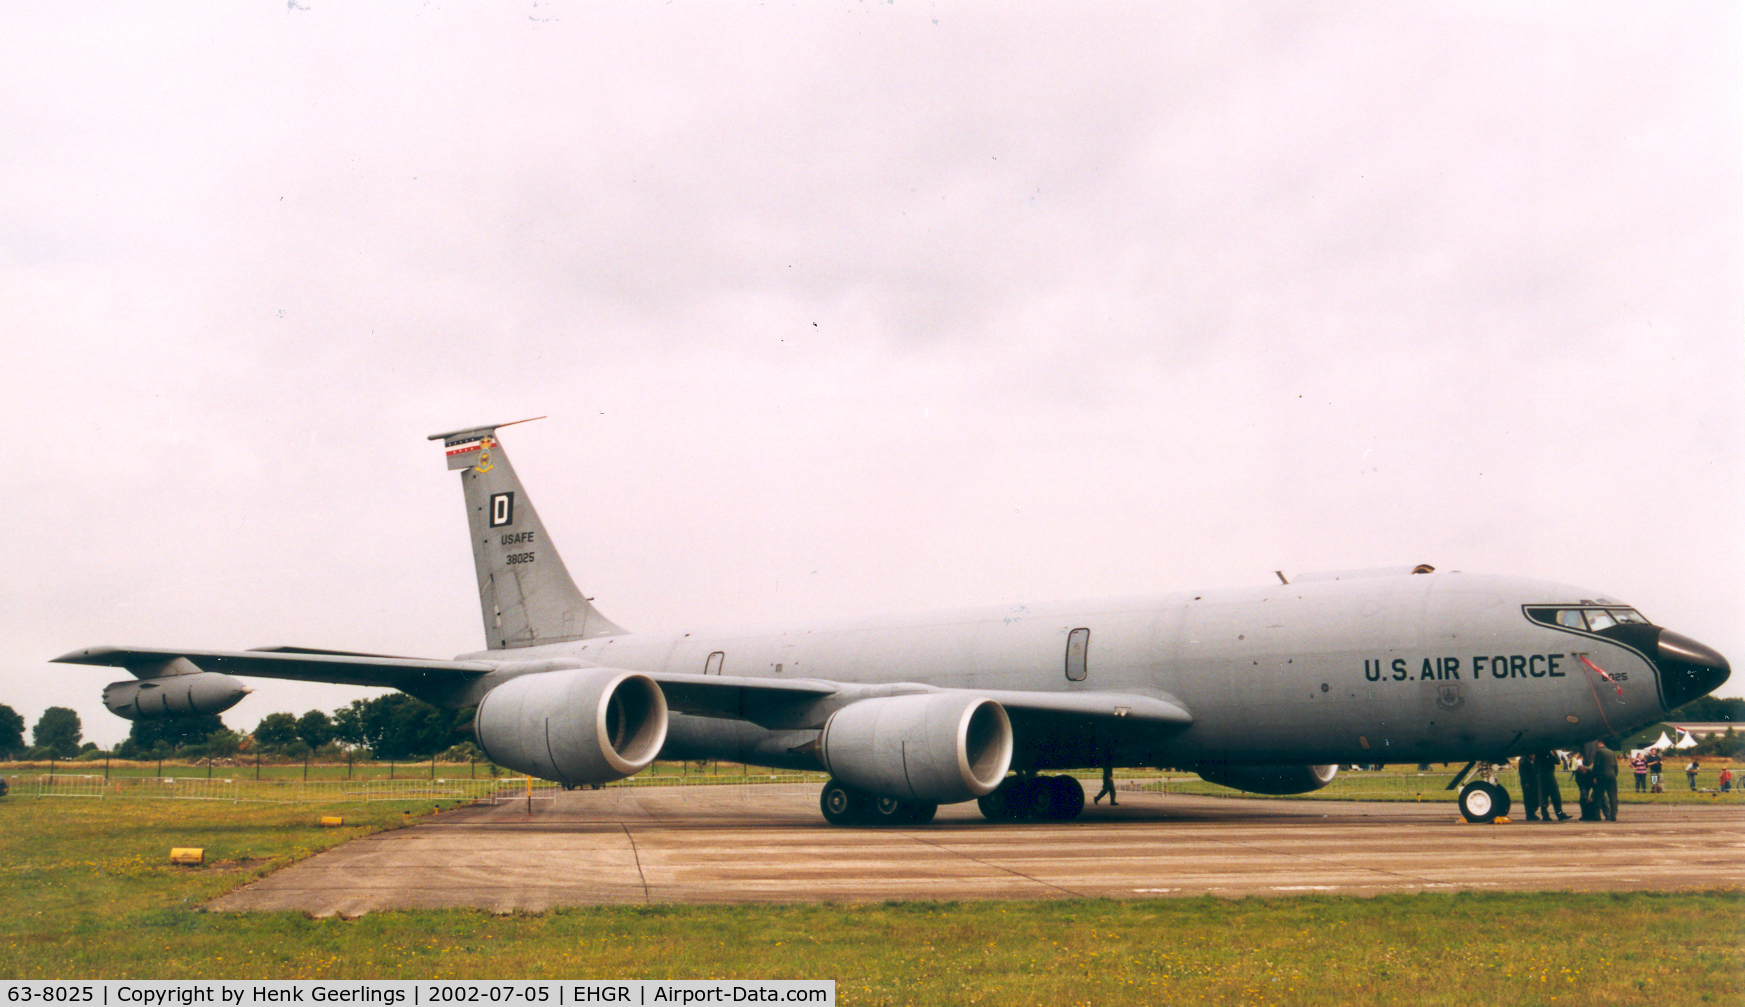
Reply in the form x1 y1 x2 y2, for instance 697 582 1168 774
204 787 1745 916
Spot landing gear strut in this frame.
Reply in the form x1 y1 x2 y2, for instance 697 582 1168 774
976 775 1086 821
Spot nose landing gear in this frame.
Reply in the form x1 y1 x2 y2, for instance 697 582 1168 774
1457 781 1512 823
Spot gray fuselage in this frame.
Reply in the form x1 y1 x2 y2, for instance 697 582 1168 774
457 570 1690 770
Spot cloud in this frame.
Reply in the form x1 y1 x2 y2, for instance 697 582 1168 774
1 3 1738 741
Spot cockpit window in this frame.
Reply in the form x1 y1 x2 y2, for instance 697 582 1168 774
1526 606 1651 631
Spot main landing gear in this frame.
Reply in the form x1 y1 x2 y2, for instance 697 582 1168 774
818 775 1088 826
976 775 1085 822
1457 781 1513 824
819 779 937 826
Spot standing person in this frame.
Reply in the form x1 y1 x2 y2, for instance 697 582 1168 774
1518 753 1542 821
1593 743 1620 821
1093 762 1118 806
1573 756 1599 821
1647 749 1663 793
1630 753 1648 793
1686 758 1701 791
1721 766 1734 794
1533 749 1567 821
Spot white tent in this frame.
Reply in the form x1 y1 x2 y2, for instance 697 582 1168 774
1674 729 1699 749
1649 732 1675 750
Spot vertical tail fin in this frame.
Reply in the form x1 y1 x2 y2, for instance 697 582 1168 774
429 419 626 649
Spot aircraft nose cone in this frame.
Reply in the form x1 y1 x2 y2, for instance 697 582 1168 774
1656 630 1730 710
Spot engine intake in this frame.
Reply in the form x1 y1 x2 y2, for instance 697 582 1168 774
474 668 668 786
1195 762 1338 795
104 673 250 720
820 693 1013 804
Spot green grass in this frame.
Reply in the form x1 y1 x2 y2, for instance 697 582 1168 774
1 797 1741 1004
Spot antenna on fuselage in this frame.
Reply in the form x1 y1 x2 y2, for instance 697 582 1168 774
1275 571 1289 585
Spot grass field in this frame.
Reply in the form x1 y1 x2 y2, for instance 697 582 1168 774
1 795 1740 1004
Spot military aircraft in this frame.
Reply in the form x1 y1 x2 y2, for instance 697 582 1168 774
56 419 1731 825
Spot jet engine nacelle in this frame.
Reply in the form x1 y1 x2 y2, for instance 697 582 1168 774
103 673 250 720
1195 762 1338 795
820 693 1013 804
473 668 668 786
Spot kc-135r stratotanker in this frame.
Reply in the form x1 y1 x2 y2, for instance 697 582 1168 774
56 419 1730 824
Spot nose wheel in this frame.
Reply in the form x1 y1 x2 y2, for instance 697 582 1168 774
1457 781 1511 823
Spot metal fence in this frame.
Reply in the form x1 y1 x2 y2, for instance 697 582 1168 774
1100 767 1741 802
1097 770 1465 802
2 772 554 804
0 770 825 804
3 767 1733 805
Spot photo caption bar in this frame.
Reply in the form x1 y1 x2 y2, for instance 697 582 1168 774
3 982 832 1007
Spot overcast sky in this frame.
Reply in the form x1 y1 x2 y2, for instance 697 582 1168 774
3 3 1739 746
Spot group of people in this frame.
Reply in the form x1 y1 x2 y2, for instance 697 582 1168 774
1568 745 1619 822
1629 749 1665 792
1515 744 1621 821
1679 756 1733 792
1522 745 1739 821
1516 750 1572 821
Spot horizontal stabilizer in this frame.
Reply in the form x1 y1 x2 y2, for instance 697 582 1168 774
53 646 493 690
426 416 547 444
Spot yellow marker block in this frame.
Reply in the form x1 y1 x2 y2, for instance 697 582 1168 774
1494 816 1512 824
169 848 204 865
319 816 344 828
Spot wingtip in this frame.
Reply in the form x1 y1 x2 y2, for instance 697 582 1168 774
51 646 115 664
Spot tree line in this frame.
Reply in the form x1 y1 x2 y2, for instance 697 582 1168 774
0 693 477 762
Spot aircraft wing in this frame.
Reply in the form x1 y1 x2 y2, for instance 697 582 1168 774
971 689 1193 726
645 671 1193 732
51 645 495 690
55 646 1193 742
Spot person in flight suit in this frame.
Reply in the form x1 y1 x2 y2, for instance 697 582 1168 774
1573 756 1600 820
1533 749 1568 821
1592 742 1620 822
1518 753 1542 821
